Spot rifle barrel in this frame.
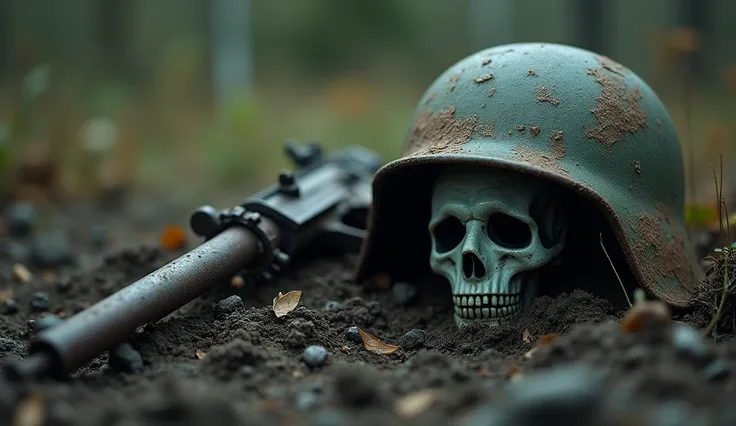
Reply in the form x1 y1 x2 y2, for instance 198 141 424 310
4 221 279 380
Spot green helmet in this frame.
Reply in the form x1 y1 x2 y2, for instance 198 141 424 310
355 42 703 309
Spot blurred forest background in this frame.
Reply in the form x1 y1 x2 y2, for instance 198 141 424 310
0 0 734 215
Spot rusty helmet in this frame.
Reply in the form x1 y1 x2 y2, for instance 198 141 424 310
355 42 703 308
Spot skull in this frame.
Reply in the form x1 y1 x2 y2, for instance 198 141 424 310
429 165 567 328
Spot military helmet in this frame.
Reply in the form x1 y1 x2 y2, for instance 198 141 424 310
355 42 703 308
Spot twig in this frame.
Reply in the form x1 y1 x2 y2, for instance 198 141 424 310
704 156 730 337
600 232 632 307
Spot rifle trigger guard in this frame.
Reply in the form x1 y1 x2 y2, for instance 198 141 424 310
219 207 277 281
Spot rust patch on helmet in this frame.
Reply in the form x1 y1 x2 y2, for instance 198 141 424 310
479 123 495 138
527 69 538 77
488 88 497 97
404 107 478 156
424 92 436 106
482 58 492 66
535 86 560 106
517 124 526 132
584 68 648 149
595 55 629 76
513 130 568 175
449 74 461 83
474 73 494 84
529 126 541 138
632 204 694 292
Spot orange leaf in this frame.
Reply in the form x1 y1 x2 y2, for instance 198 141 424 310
357 328 399 354
159 225 187 251
621 300 671 333
272 290 302 318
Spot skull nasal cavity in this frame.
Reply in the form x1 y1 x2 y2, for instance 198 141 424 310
487 213 532 249
462 252 486 279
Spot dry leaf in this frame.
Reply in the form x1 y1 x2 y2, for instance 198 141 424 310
272 290 302 318
195 350 205 360
13 264 32 283
394 389 437 418
522 328 534 343
230 275 245 288
0 288 13 303
340 346 351 354
371 273 391 289
357 328 400 354
536 334 558 345
14 393 46 426
523 347 538 359
42 270 55 284
506 365 524 381
621 300 671 333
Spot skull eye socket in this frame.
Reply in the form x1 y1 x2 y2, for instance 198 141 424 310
486 213 532 249
432 216 465 253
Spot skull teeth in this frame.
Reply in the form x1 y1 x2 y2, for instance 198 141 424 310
454 293 520 307
453 293 521 320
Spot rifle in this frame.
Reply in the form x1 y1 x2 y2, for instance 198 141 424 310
3 141 381 380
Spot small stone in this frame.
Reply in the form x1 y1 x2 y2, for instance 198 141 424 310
31 232 74 268
501 365 605 424
2 240 30 263
5 202 37 237
392 281 418 306
32 314 62 332
296 391 318 411
2 299 18 315
287 329 307 348
346 326 362 343
672 323 714 366
30 292 49 312
399 329 428 351
703 359 731 382
214 295 244 316
323 301 343 312
303 345 328 368
109 342 144 373
309 410 345 426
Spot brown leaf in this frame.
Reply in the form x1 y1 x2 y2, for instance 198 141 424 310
195 350 205 360
522 328 534 343
394 389 437 418
621 300 671 333
0 288 13 303
357 328 399 354
230 275 245 288
506 365 524 381
13 264 32 283
14 393 46 426
272 290 302 318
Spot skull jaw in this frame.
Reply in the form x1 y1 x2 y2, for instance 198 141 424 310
450 272 539 328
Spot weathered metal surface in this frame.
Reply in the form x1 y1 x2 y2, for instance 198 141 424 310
5 222 278 380
355 43 703 308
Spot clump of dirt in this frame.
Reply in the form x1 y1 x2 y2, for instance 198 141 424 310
513 129 568 175
584 67 648 149
404 107 478 156
2 209 736 425
535 86 560 106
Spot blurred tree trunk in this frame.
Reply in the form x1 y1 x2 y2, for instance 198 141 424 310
210 0 253 106
468 0 513 50
97 0 126 78
680 0 710 80
577 0 604 53
0 0 9 78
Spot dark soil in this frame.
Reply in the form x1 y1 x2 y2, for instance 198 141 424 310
1 200 736 426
